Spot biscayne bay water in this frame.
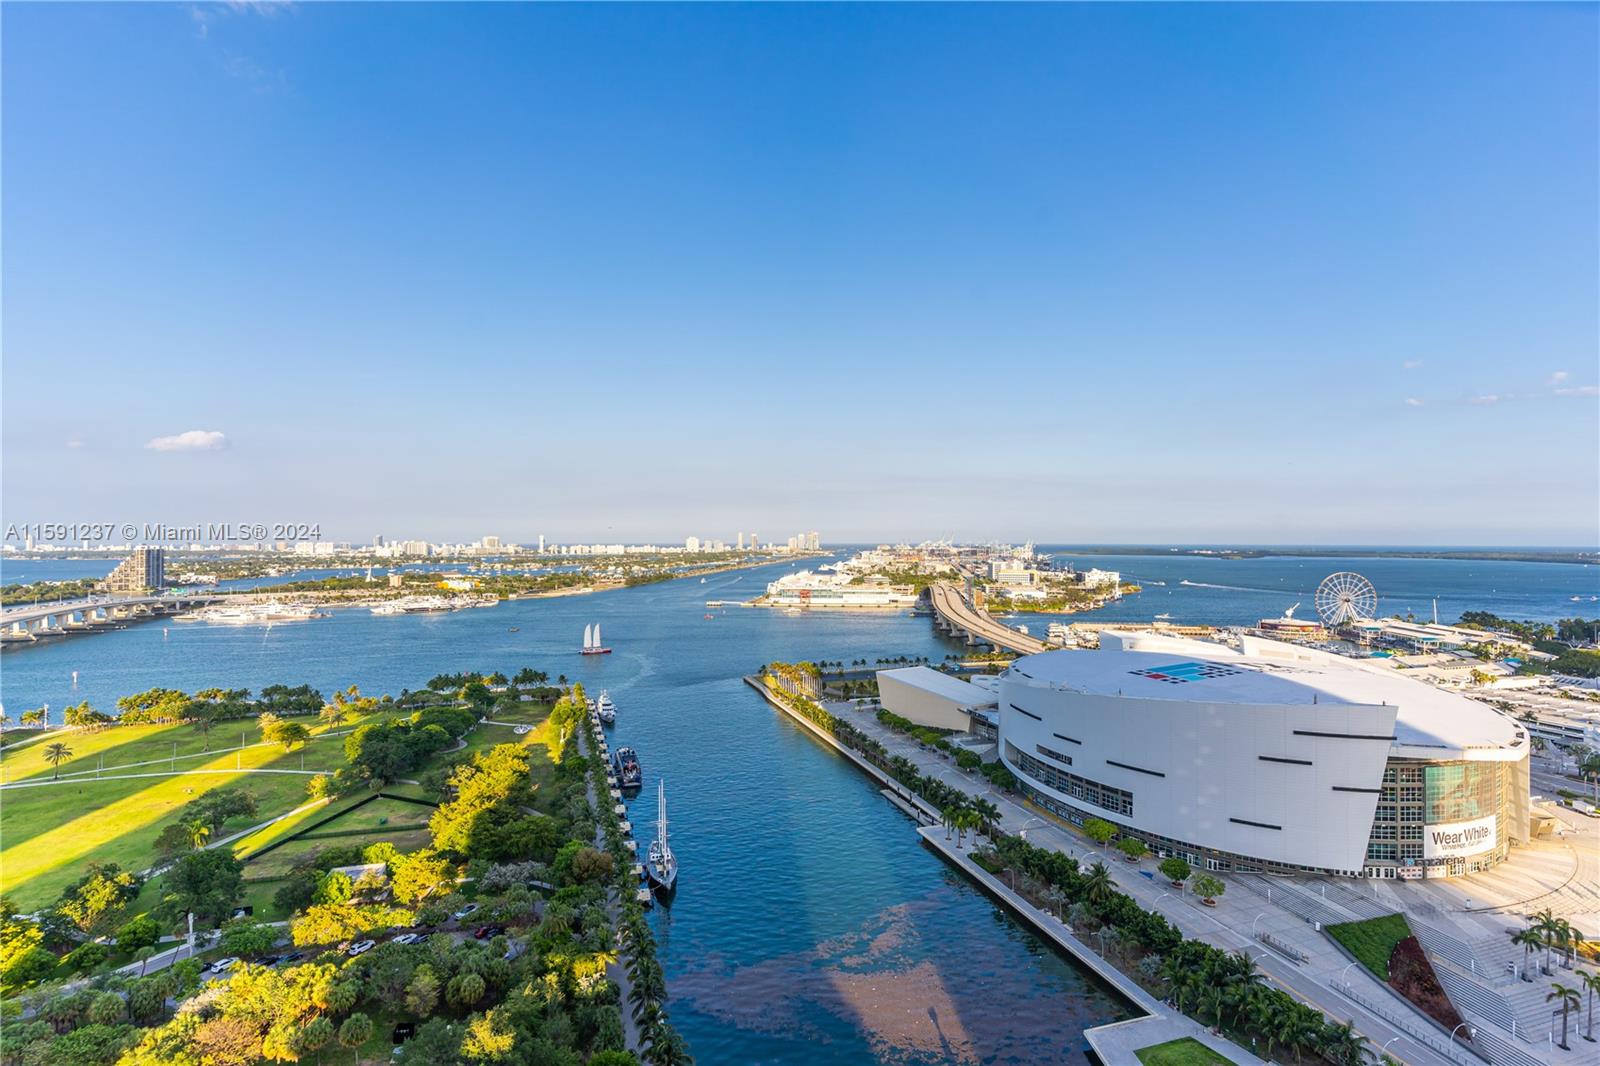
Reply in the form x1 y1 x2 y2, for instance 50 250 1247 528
2 554 1138 1064
3 550 1596 1061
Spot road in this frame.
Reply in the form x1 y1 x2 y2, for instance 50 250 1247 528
927 581 1047 655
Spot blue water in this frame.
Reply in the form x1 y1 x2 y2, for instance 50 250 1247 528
1031 549 1598 628
0 556 1130 1063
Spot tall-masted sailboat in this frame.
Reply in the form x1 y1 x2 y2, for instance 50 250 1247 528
580 623 612 655
645 779 678 895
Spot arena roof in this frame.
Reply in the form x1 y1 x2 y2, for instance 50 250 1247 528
1005 632 1523 755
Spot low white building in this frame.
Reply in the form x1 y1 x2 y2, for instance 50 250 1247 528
877 666 998 731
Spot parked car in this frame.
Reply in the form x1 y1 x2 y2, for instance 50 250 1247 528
390 932 421 946
347 939 377 957
209 957 239 975
452 903 479 920
277 952 306 966
257 955 282 967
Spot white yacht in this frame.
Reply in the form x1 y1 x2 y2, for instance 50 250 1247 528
645 779 677 895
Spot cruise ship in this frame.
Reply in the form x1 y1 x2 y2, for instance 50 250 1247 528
596 690 616 726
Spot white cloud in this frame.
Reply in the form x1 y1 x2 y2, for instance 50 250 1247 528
66 438 86 449
1404 398 1424 408
1403 359 1424 370
1549 370 1570 385
1554 384 1599 398
1467 394 1502 406
145 430 229 452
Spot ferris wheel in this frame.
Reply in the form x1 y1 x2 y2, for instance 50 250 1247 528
1315 572 1378 627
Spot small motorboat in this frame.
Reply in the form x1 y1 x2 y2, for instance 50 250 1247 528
612 747 641 789
596 691 616 727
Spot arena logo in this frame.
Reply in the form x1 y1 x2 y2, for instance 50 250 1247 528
1130 661 1244 685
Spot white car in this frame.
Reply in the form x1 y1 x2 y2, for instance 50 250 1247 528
209 957 239 974
452 903 479 920
390 932 421 946
347 939 377 957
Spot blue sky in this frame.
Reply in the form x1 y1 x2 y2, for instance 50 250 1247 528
3 3 1596 546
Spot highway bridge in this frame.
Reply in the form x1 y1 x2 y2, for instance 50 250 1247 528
2 593 219 645
927 581 1047 656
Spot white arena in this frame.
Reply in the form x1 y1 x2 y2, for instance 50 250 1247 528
997 631 1530 880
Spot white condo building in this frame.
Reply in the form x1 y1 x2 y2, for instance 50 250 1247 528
997 631 1529 880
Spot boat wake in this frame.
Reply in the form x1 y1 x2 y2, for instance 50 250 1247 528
1178 579 1309 595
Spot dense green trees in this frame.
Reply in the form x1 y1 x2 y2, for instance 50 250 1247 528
57 864 141 937
156 849 244 927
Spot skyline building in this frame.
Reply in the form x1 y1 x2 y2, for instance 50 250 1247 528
102 547 165 593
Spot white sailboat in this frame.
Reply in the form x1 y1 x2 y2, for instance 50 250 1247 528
645 779 677 894
581 622 612 655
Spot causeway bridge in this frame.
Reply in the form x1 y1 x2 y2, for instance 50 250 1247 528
2 594 220 646
927 581 1047 656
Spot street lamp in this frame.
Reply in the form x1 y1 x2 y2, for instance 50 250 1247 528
1381 1036 1400 1058
1252 913 1268 937
1449 1022 1473 1047
1341 962 1358 987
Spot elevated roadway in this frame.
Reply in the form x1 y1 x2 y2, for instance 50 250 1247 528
2 593 218 643
927 581 1047 656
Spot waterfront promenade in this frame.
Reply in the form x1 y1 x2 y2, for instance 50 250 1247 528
745 676 1271 1064
752 677 1524 1066
828 699 1576 1066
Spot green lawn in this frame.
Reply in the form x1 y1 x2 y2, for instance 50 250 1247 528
1325 913 1412 981
1135 1037 1237 1065
0 750 336 911
0 703 555 912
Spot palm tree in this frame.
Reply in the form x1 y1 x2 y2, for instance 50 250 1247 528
1083 862 1115 907
1579 969 1599 1043
185 819 211 850
972 797 1001 839
1534 909 1561 975
43 742 73 779
1581 751 1600 804
1511 927 1542 981
1319 1019 1368 1066
1549 983 1581 1050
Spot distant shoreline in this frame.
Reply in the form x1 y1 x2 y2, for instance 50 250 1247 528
1037 547 1597 566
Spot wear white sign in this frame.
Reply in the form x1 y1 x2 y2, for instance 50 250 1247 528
1422 815 1497 860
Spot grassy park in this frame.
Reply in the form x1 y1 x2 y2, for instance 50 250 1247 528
1135 1037 1237 1065
1324 913 1412 980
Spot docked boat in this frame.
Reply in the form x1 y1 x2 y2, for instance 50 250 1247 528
596 691 616 726
581 623 612 655
612 746 642 789
180 602 327 626
645 779 678 895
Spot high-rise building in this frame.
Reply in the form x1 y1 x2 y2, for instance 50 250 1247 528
750 532 759 550
736 532 745 550
685 536 701 552
374 534 385 547
538 534 545 554
103 547 165 593
483 535 501 550
806 531 821 550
